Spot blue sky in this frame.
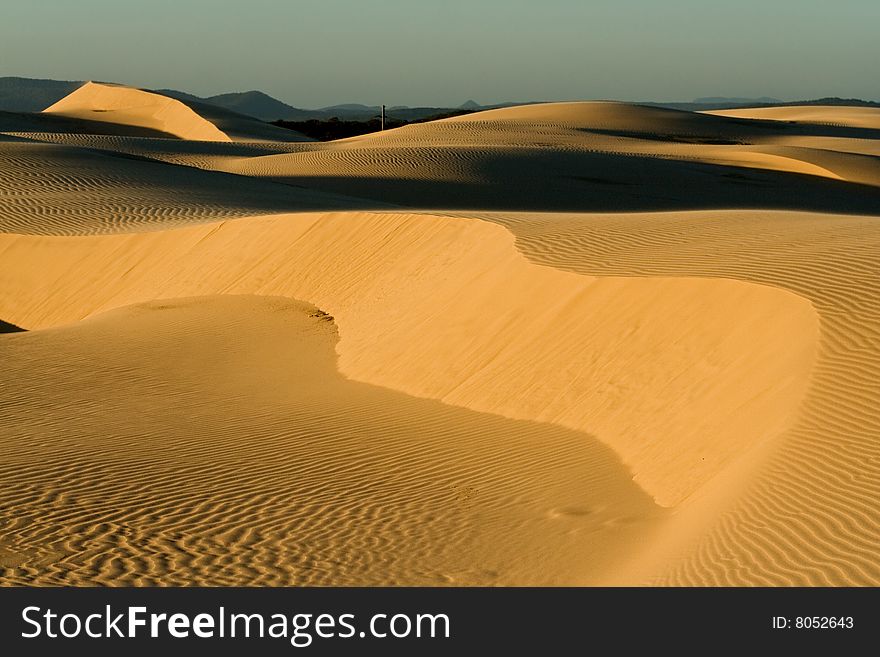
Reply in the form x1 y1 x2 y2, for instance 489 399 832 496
2 0 877 107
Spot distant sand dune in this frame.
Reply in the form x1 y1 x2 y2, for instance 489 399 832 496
1 98 879 586
0 109 177 138
0 212 818 510
0 138 380 235
8 100 880 221
216 102 880 213
43 81 310 143
1 131 312 170
44 82 231 141
706 105 880 130
760 135 880 158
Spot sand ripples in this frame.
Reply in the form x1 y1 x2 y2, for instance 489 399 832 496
0 296 658 586
0 140 373 235
2 99 879 586
488 209 880 585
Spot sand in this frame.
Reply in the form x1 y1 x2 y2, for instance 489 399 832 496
207 103 880 214
0 295 659 585
706 105 880 130
43 81 311 142
0 211 818 510
0 135 380 235
1 87 879 586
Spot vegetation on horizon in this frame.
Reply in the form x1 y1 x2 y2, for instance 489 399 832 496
271 109 475 141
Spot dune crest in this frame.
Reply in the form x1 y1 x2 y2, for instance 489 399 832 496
706 105 880 130
2 95 878 587
44 82 231 141
214 101 880 216
495 209 880 585
0 211 818 508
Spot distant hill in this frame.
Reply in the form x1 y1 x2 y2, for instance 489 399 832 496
0 77 84 112
2 77 877 124
321 103 377 112
205 90 315 121
155 88 204 104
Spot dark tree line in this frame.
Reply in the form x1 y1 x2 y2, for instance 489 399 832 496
271 110 475 141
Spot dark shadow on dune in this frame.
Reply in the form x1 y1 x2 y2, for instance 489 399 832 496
585 121 880 144
4 118 879 231
0 295 661 585
610 107 880 141
0 138 396 234
0 110 177 139
721 118 880 141
0 319 25 333
254 149 880 216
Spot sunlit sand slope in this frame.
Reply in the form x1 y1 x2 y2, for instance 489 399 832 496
0 109 176 138
489 209 880 584
44 82 230 141
706 105 880 130
1 98 878 586
0 295 660 585
43 81 309 142
0 136 379 235
217 102 880 213
0 212 816 510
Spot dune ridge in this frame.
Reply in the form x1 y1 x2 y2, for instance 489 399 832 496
9 100 880 221
44 82 232 141
42 81 311 143
212 102 880 214
0 136 384 235
706 105 880 130
490 209 880 584
0 211 817 510
1 131 312 170
2 98 879 586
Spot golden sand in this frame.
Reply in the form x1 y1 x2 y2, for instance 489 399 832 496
2 85 879 585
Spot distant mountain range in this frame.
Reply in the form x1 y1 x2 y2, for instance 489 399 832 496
2 77 878 123
157 89 318 120
0 77 84 113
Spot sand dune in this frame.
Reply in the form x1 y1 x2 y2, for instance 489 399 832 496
43 81 310 142
2 98 879 586
44 82 230 141
0 136 378 235
706 105 880 130
1 131 312 170
686 144 880 186
0 211 817 510
0 295 659 585
11 99 880 218
217 102 880 212
0 109 176 138
493 209 880 584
